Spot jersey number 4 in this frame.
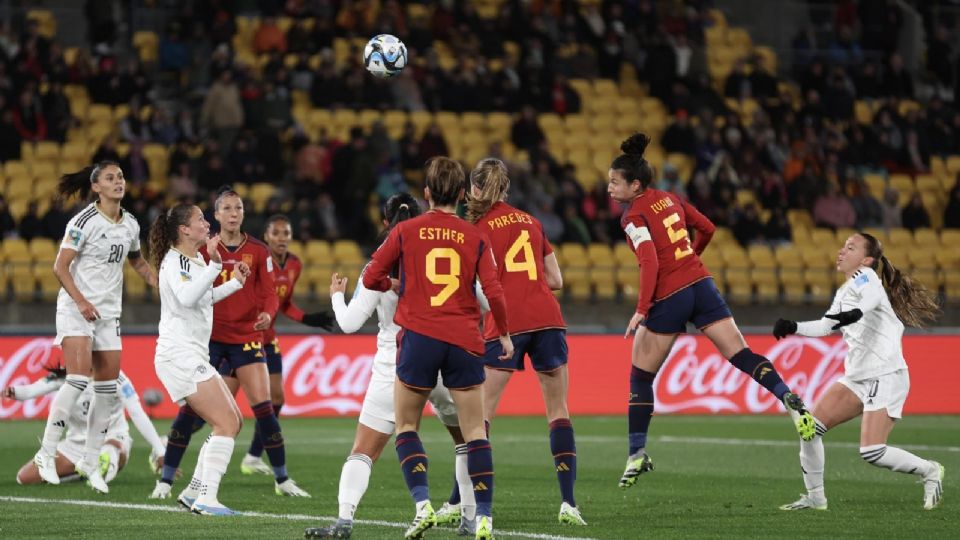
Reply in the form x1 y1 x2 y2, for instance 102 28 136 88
663 213 693 260
426 248 460 306
504 230 537 280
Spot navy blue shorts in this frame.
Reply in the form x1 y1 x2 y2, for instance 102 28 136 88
483 329 568 372
396 329 485 390
642 278 732 335
210 340 266 377
265 339 283 375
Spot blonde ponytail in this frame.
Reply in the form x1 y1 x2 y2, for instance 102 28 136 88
466 158 510 223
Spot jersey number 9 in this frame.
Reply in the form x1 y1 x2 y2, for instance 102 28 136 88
426 248 460 307
663 213 693 260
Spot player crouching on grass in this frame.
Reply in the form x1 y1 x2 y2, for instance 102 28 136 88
774 232 944 511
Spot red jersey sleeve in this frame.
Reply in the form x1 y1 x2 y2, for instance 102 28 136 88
281 258 305 322
683 200 716 255
363 225 402 292
542 230 554 256
623 213 659 317
476 240 509 335
258 247 279 319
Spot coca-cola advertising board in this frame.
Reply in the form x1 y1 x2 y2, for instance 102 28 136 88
1 334 957 419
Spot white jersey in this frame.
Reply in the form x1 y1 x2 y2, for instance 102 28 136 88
797 267 906 380
156 248 243 359
57 202 141 319
332 275 400 371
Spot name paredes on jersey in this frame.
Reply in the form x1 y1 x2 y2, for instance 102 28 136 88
655 336 847 413
486 212 533 229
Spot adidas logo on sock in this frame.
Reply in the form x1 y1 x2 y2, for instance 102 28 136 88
411 463 427 473
473 482 488 491
759 367 772 379
53 420 65 428
556 463 570 472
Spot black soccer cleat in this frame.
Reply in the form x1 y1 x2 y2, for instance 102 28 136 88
305 519 353 539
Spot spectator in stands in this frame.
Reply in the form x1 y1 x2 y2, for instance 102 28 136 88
511 105 545 152
661 109 696 155
197 151 231 195
159 22 188 74
17 201 42 241
853 61 882 99
655 163 686 199
0 195 15 238
119 100 152 143
880 187 902 229
168 161 198 201
813 182 856 230
900 192 930 231
900 129 929 173
823 70 855 122
12 90 46 142
732 203 764 247
42 81 71 143
417 123 448 163
40 198 69 239
560 205 591 245
201 70 244 155
827 25 862 66
253 17 287 54
881 53 913 99
120 140 151 185
547 74 581 116
91 135 121 163
944 182 960 229
926 24 953 93
0 108 23 162
286 19 312 54
763 207 792 246
330 127 375 240
849 178 884 228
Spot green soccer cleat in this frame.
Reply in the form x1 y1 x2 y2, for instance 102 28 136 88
619 452 654 488
434 502 461 525
779 493 828 511
558 502 587 525
404 502 437 539
98 450 111 478
474 516 493 540
783 392 816 441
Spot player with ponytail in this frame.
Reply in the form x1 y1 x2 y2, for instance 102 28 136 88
774 232 943 511
608 133 815 489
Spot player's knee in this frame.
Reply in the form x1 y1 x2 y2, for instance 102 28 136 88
860 445 887 465
16 465 39 485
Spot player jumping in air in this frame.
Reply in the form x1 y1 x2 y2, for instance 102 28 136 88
607 133 815 488
775 232 944 511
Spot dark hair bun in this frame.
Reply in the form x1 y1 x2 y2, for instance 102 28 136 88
621 133 650 157
217 185 236 196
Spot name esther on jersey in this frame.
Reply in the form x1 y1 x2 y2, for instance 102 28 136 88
419 226 465 244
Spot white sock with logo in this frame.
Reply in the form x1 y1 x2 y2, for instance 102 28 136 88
799 419 827 499
455 444 476 521
338 453 373 520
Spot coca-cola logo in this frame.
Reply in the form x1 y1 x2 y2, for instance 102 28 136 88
0 338 60 419
655 336 847 413
283 336 376 415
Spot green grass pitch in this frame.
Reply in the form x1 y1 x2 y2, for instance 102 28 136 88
0 415 956 539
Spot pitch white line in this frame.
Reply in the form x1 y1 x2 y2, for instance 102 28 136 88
0 496 598 540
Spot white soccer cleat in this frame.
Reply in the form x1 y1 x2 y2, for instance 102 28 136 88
149 480 172 499
923 461 945 510
434 501 461 525
558 501 587 525
191 500 239 516
275 478 311 497
178 485 200 510
240 454 273 476
779 493 828 511
75 459 109 494
33 450 60 485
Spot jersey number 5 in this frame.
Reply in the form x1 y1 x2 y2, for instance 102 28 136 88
426 248 460 306
505 230 537 280
663 213 693 260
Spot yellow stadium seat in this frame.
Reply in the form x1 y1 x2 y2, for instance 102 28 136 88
720 245 748 270
564 115 589 132
863 173 886 198
5 179 32 200
915 174 940 194
800 246 831 271
804 268 834 303
946 155 960 175
889 174 914 195
358 109 382 126
586 244 613 266
559 243 587 267
862 227 888 245
613 243 635 267
712 227 734 245
248 183 276 211
787 209 814 230
124 265 146 301
86 104 112 124
725 267 752 302
888 228 913 245
589 266 616 298
61 141 90 162
810 228 835 246
11 263 35 302
305 240 331 263
699 249 724 274
333 240 363 264
4 160 28 179
945 272 960 303
752 269 780 303
914 229 939 248
28 238 57 261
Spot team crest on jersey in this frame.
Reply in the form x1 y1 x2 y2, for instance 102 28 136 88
180 271 192 282
242 254 254 267
68 229 82 246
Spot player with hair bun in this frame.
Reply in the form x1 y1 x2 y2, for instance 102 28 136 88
774 232 944 511
607 133 815 488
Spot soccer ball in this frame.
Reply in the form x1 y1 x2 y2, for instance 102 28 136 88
363 34 407 78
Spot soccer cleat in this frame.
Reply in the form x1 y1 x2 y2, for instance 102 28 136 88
558 502 587 525
435 502 461 525
619 452 654 488
34 450 60 485
779 493 828 511
191 502 240 516
404 502 437 539
276 478 312 497
457 515 476 536
148 437 167 475
75 459 109 494
178 493 197 510
783 392 816 441
474 515 493 540
149 480 172 499
923 461 944 510
304 519 353 538
241 454 273 476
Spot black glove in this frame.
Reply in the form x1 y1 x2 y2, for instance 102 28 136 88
302 311 335 330
824 308 863 330
773 319 798 340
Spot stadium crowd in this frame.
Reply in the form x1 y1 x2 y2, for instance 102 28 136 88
1 0 959 252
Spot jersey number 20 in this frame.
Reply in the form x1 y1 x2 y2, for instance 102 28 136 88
663 213 693 260
426 248 460 306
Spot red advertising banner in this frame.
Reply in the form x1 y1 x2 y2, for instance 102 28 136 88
0 334 957 419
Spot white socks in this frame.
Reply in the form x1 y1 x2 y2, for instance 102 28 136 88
83 380 119 469
197 436 234 506
455 444 476 521
41 374 89 455
861 444 934 477
101 444 121 483
186 436 212 496
337 453 373 520
799 419 827 498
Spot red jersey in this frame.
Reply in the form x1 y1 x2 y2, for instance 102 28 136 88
200 234 279 344
476 201 565 340
363 209 510 355
620 188 716 317
263 252 308 344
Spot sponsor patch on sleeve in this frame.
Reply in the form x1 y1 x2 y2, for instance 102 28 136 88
120 382 135 399
855 273 869 287
624 222 652 249
67 228 82 246
265 255 273 272
180 271 193 282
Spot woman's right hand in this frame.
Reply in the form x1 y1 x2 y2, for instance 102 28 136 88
206 235 222 263
2 387 14 399
76 298 100 321
234 262 251 285
330 273 348 296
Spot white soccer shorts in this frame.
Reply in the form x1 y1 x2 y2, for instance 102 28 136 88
359 355 460 435
838 369 910 419
54 308 122 352
154 353 219 406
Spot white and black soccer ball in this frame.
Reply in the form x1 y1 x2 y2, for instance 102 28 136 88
363 34 407 79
